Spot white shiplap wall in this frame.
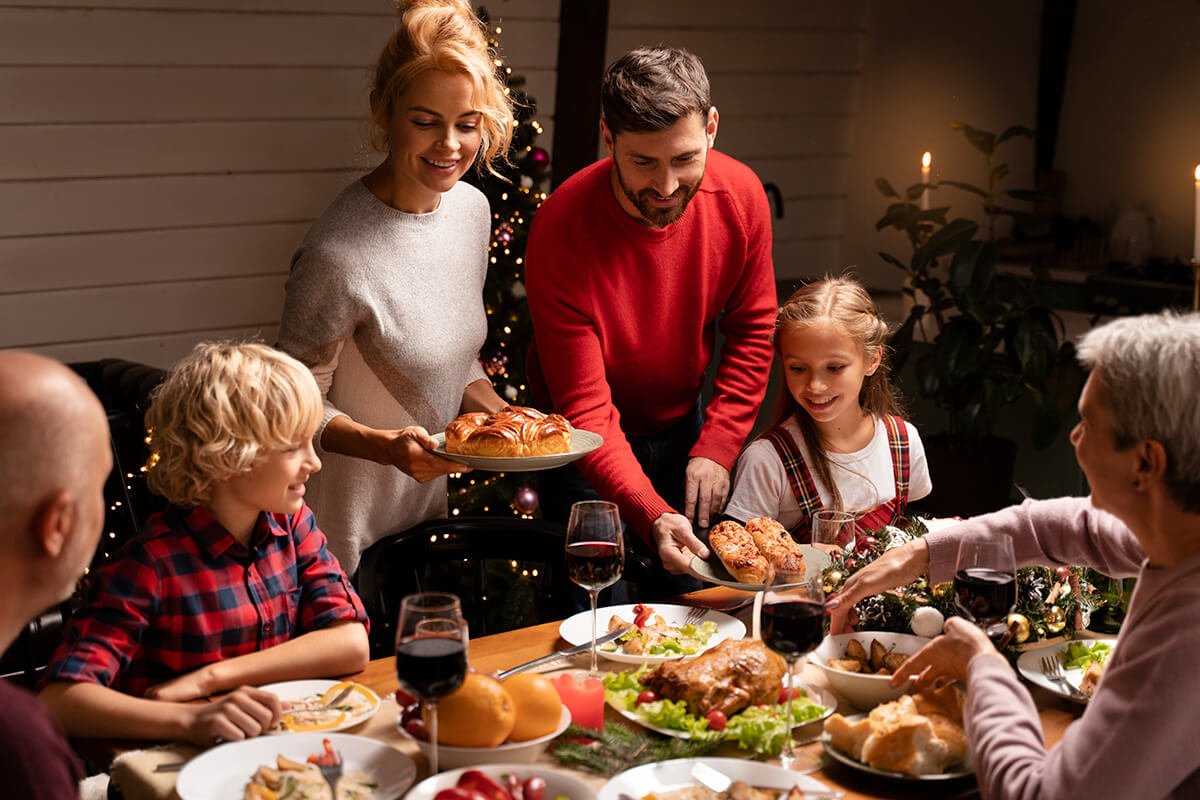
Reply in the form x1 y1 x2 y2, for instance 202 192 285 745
0 0 560 366
606 0 866 283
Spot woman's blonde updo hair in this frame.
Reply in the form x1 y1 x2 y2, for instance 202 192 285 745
144 342 323 508
369 0 514 176
771 274 904 510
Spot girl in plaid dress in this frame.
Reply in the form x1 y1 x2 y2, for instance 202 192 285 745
724 276 931 544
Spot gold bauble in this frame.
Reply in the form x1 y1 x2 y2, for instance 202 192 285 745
1044 605 1067 633
1005 612 1031 644
823 571 844 594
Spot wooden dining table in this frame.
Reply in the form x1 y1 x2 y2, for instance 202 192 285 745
344 586 1087 800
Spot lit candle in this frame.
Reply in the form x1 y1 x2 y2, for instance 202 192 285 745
1194 164 1200 262
921 151 932 211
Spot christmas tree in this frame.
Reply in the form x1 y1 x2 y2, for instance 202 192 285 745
448 9 551 519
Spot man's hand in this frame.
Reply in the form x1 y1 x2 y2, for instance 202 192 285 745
382 425 471 482
888 617 1003 690
651 512 711 574
183 686 283 746
826 538 930 634
684 457 730 529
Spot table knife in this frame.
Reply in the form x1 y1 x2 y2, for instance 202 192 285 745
496 628 626 680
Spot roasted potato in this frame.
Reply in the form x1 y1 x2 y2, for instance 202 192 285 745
870 639 889 671
846 638 869 664
882 651 910 674
829 657 864 673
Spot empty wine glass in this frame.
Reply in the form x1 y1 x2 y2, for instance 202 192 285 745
760 562 825 773
394 592 467 775
564 500 624 676
812 509 857 552
953 532 1017 638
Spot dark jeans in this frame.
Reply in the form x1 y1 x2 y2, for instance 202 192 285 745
542 401 705 610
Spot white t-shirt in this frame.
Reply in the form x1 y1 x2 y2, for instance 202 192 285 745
724 415 932 530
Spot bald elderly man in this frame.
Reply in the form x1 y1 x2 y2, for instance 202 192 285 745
0 352 112 798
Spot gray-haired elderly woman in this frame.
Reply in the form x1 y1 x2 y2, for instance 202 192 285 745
827 309 1200 799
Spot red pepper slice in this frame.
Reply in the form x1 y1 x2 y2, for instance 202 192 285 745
632 603 654 628
458 770 514 800
505 772 524 800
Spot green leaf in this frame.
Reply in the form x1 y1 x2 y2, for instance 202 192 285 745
1004 188 1051 202
875 203 917 232
1009 308 1059 385
878 251 909 271
939 179 989 198
991 163 1010 183
996 125 1036 144
952 122 996 156
876 177 900 199
948 240 997 314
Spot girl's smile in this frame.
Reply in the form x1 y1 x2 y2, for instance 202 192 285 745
781 319 881 444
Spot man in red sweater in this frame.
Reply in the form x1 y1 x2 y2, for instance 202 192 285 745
526 46 776 587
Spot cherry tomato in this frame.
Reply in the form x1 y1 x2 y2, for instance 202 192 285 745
435 789 490 800
779 686 805 704
522 776 547 800
635 690 659 705
404 718 429 741
394 687 417 707
458 770 513 800
704 710 727 732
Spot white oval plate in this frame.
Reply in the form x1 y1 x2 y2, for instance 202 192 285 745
821 713 974 781
688 545 831 590
258 678 380 734
175 731 415 800
1015 636 1118 703
607 680 836 740
598 757 836 800
559 603 745 665
431 429 603 472
406 763 596 800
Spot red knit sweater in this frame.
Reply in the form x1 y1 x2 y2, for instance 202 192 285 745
526 150 777 542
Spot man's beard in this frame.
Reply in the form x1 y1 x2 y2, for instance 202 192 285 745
613 161 703 228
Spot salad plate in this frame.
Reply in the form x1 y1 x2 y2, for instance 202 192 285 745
1016 636 1117 703
558 603 744 665
258 678 380 734
688 545 831 590
820 713 974 781
597 757 837 800
431 429 603 472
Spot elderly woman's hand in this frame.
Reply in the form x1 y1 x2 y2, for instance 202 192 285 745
889 616 1003 690
383 425 472 482
826 538 930 634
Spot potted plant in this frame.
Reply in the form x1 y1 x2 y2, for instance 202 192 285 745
876 123 1071 516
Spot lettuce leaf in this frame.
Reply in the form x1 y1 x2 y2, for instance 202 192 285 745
1059 641 1112 670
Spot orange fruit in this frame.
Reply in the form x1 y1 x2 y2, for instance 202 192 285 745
502 673 564 742
425 673 515 747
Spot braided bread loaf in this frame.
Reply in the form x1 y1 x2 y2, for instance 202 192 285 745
708 517 806 582
444 406 573 457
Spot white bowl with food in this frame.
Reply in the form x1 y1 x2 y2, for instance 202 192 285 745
810 631 931 710
406 763 596 800
397 706 571 770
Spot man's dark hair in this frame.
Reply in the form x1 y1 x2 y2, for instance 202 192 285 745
601 46 711 135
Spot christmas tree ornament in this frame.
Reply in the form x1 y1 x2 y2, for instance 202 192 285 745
510 280 526 299
854 535 877 555
1044 605 1067 633
910 606 944 637
513 486 539 514
822 570 844 594
504 385 518 400
843 557 859 572
1005 612 1031 644
1055 566 1071 581
526 146 549 172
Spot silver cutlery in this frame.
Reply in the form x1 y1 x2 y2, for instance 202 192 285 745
1041 655 1087 700
683 605 707 626
690 761 844 800
495 627 626 680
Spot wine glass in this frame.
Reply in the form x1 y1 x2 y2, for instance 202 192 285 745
811 509 857 552
394 592 467 775
953 532 1017 638
760 562 825 773
564 500 624 676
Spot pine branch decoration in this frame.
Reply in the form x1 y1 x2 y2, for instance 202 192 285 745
552 723 720 776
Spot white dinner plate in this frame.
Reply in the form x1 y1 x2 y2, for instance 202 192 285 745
1015 636 1118 703
689 545 832 590
608 680 837 740
405 763 596 800
597 757 837 800
820 713 974 781
559 603 745 665
430 429 603 472
175 731 415 800
258 678 381 734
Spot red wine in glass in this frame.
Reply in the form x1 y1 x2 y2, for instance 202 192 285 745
565 541 623 591
953 567 1017 629
394 635 468 701
761 600 826 659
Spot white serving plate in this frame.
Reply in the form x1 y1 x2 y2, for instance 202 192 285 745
431 429 603 472
558 603 745 665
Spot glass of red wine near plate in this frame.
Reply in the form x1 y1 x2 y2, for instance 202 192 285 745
953 532 1017 638
564 500 624 677
394 592 468 775
759 562 825 774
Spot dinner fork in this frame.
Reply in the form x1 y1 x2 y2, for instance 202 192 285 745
308 738 342 795
1041 655 1086 699
683 605 707 626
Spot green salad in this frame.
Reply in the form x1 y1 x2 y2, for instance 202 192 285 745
1059 641 1113 670
602 664 828 756
601 619 720 656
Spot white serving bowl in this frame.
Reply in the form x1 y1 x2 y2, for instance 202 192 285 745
810 631 931 710
406 763 596 800
397 706 571 771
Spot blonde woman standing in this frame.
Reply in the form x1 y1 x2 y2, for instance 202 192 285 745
277 0 514 574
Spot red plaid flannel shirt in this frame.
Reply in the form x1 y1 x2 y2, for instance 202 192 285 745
44 502 367 697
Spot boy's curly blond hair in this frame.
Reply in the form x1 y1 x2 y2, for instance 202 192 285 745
144 342 322 507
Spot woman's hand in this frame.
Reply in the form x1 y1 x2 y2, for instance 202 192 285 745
183 686 283 746
381 425 471 482
889 616 1003 690
826 538 930 634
